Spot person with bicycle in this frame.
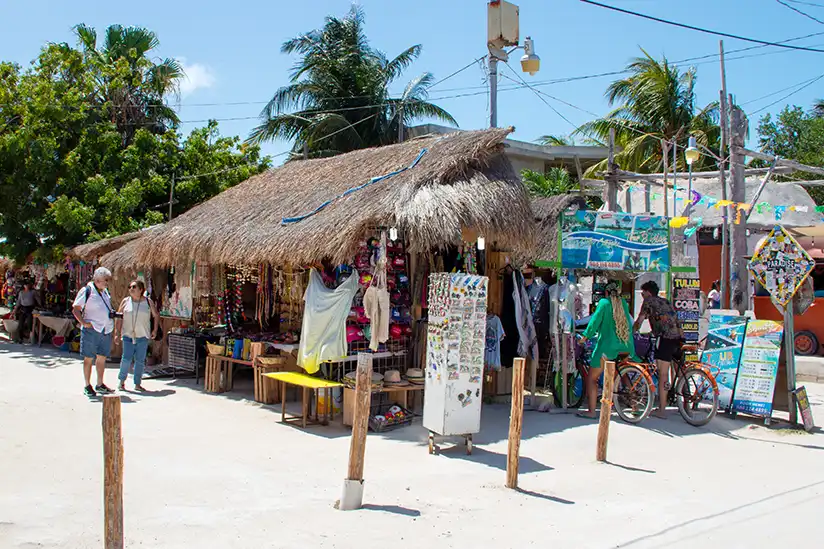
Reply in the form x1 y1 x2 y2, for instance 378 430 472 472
633 280 683 419
578 281 636 419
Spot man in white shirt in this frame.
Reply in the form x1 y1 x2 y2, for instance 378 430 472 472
72 267 117 397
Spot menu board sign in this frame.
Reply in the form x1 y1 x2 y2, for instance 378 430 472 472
703 314 748 410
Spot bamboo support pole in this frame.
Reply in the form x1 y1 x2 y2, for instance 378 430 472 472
506 357 526 489
596 361 616 462
102 395 124 549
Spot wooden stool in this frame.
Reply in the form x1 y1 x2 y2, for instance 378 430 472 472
254 359 284 404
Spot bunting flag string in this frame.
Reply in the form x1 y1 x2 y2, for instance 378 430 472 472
626 184 824 223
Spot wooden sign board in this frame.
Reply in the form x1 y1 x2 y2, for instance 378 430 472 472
794 386 815 433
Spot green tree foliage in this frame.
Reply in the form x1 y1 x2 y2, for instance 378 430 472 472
757 105 824 205
576 50 719 176
521 168 602 210
248 6 456 158
0 27 269 261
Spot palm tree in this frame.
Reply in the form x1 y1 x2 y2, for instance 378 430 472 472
72 24 184 143
576 50 719 175
247 6 456 158
537 134 604 147
814 98 824 118
522 168 578 197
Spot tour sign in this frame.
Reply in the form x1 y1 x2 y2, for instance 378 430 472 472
748 225 815 306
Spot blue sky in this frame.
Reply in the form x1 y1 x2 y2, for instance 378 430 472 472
3 0 824 161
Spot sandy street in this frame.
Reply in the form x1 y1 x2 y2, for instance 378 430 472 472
1 343 823 549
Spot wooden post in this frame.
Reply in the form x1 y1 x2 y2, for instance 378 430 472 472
339 353 372 510
718 41 730 309
596 360 616 462
102 395 124 549
729 105 750 314
604 128 618 211
784 302 798 425
506 357 526 489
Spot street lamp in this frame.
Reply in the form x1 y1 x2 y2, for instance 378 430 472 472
488 1 539 128
684 136 700 215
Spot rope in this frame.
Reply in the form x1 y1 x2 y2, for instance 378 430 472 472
281 148 429 225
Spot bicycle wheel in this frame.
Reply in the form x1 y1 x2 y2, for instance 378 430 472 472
675 368 718 427
613 365 653 424
553 368 585 409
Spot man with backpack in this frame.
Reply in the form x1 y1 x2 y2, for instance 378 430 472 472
72 267 118 397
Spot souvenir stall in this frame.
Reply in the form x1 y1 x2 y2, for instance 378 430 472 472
109 128 535 429
533 208 673 408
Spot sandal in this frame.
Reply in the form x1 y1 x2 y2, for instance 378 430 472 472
576 412 598 420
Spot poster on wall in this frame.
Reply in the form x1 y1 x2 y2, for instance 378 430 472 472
672 277 701 362
702 314 748 410
748 225 815 306
732 320 783 417
559 210 670 272
160 265 194 320
424 273 489 437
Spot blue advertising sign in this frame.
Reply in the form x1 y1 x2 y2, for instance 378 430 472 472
559 211 670 272
702 314 748 410
732 320 784 417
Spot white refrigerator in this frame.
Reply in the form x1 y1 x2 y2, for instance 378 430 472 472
423 273 489 451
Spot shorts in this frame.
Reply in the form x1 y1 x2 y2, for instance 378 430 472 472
656 337 681 362
80 327 112 359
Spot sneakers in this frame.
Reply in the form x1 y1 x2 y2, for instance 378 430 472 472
84 385 96 397
95 384 114 395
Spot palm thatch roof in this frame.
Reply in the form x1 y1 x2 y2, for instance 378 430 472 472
530 194 588 263
112 128 534 270
70 225 163 261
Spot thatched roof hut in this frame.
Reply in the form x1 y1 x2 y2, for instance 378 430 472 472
70 225 163 262
530 194 588 263
112 128 534 270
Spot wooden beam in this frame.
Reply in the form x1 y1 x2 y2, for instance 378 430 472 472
506 358 526 489
103 395 124 549
596 360 616 462
736 147 824 177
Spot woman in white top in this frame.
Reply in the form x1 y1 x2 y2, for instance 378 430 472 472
114 280 160 391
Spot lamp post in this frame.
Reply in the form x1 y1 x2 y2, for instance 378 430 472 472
684 136 700 215
488 1 540 128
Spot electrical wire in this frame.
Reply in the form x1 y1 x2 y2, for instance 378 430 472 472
747 73 824 115
739 74 824 106
578 0 824 52
786 0 824 8
775 0 824 23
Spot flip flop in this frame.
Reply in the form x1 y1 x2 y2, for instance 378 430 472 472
576 412 598 420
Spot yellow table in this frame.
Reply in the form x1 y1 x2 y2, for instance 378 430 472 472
264 372 343 428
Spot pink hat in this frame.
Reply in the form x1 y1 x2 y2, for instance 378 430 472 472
346 326 365 343
389 324 403 339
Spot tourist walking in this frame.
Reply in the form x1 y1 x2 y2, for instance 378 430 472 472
114 280 160 391
72 267 117 397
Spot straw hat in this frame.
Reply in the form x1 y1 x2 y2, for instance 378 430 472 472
384 370 409 386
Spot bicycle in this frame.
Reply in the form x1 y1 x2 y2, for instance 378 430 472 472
552 333 654 424
633 335 720 427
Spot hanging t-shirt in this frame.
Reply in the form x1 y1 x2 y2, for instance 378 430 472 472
484 314 505 371
298 269 359 374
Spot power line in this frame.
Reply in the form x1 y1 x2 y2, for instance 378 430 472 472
500 63 580 132
579 0 824 52
786 0 824 8
739 75 824 106
747 72 824 116
776 0 824 24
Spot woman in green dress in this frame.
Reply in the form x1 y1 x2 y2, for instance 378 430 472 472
578 281 636 418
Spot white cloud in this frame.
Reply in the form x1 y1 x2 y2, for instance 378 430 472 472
178 59 216 97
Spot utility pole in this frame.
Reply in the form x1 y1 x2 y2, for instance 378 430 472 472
730 105 749 314
605 128 618 211
398 105 404 143
718 40 730 309
662 139 670 217
489 55 499 128
168 174 175 221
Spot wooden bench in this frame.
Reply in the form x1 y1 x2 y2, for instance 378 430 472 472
204 355 253 393
264 371 343 428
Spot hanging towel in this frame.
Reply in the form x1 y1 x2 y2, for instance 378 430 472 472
298 268 359 374
512 271 539 362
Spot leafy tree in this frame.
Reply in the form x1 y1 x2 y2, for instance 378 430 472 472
248 6 456 158
814 98 824 118
0 36 269 261
576 50 719 175
757 105 824 204
522 168 602 210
